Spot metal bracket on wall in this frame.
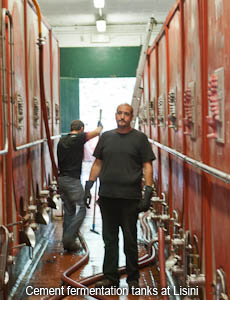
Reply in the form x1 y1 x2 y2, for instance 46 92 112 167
46 101 51 120
149 98 155 125
206 67 225 143
168 87 177 131
184 81 196 140
33 97 40 128
157 94 166 128
143 101 149 125
16 93 24 129
55 103 60 124
138 101 144 126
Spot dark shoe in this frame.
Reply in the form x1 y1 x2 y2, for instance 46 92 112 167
128 280 140 294
95 278 119 288
64 241 81 252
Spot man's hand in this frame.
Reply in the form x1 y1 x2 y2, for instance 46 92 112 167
84 180 94 208
138 185 153 212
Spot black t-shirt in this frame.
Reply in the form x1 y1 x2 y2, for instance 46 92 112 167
93 129 156 199
57 132 88 179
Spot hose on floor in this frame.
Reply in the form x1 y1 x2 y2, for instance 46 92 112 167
48 213 157 300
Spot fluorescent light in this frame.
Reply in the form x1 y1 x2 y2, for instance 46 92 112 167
93 0 105 8
96 19 106 32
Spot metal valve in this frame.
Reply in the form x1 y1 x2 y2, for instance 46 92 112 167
28 205 37 213
40 190 50 198
172 237 185 247
168 88 177 131
206 68 225 143
35 191 50 225
212 268 228 300
7 255 15 265
157 95 166 127
171 264 184 276
186 273 206 287
36 37 46 46
149 100 155 125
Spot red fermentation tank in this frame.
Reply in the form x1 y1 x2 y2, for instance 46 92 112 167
0 0 60 299
139 0 230 300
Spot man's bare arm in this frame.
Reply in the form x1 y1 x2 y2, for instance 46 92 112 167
89 159 102 181
143 161 153 187
86 126 103 141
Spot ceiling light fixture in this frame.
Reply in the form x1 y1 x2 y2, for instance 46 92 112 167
93 0 105 9
96 19 106 32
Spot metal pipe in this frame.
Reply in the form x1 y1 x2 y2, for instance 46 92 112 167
148 138 230 183
0 225 9 299
49 213 157 300
158 227 169 300
48 236 156 300
0 9 9 156
11 135 61 152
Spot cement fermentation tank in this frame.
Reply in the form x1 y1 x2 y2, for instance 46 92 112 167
0 0 60 299
138 0 230 299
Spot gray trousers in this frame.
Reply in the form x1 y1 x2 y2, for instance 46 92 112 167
58 175 86 247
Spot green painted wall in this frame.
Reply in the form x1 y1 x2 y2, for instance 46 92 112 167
60 78 80 134
60 47 141 78
60 47 141 132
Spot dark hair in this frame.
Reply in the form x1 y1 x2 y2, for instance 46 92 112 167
70 120 84 131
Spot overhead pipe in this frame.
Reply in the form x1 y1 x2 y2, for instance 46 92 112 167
0 9 8 156
148 138 230 183
30 0 58 179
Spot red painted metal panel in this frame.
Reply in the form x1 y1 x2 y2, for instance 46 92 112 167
149 48 158 141
183 0 203 263
206 0 230 298
207 0 230 173
11 1 28 230
142 61 150 137
27 5 41 142
0 0 4 225
51 35 60 137
168 10 183 152
157 34 169 200
149 48 159 187
12 1 27 147
42 22 52 135
210 177 230 297
167 8 184 222
51 35 60 166
26 2 42 197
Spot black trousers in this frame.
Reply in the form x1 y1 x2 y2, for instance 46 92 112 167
98 196 140 284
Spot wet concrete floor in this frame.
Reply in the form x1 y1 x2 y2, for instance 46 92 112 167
20 162 162 300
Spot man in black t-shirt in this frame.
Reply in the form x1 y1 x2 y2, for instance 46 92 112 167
57 120 102 251
84 104 155 292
